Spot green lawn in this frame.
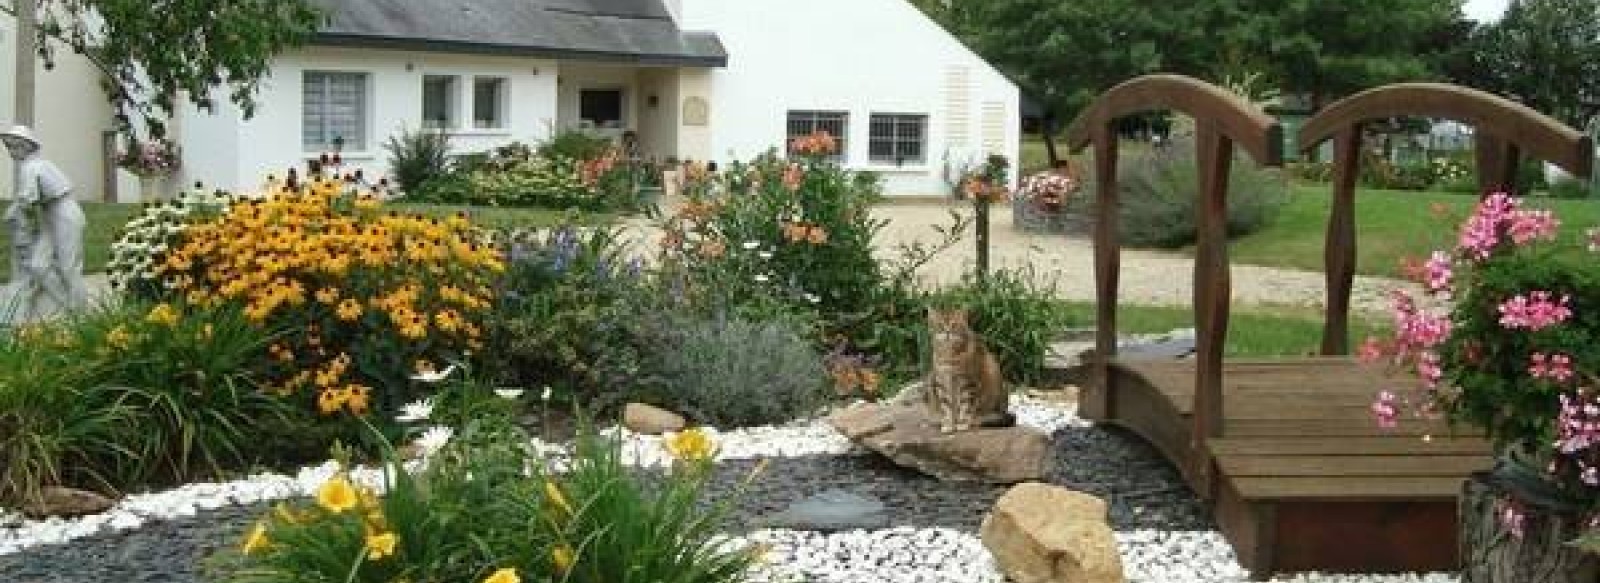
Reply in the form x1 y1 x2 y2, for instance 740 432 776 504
1229 186 1600 279
1058 301 1387 357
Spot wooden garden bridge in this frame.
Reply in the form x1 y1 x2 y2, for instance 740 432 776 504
1064 75 1595 577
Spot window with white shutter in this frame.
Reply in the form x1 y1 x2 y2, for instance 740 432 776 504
303 71 369 152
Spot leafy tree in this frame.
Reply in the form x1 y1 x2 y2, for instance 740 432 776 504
1463 0 1600 126
4 0 323 138
1182 0 1461 107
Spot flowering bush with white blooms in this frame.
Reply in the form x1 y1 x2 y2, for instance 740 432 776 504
107 186 236 298
1363 192 1600 545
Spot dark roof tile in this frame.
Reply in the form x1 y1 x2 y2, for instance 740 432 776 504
310 0 726 66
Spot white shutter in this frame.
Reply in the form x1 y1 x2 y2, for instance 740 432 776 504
981 101 1007 157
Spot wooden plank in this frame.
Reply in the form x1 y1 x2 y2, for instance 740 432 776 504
1274 500 1460 573
1063 74 1284 166
1226 418 1465 437
1298 83 1593 180
1232 476 1466 500
1191 121 1235 499
1322 126 1362 356
1209 437 1490 456
1086 122 1121 421
1218 454 1491 477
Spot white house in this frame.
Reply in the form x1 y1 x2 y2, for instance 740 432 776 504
8 0 1019 200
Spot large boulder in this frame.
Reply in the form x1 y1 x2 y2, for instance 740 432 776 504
20 486 117 519
622 402 686 435
828 401 1048 483
981 483 1125 583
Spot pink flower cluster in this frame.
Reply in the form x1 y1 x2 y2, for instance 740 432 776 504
1422 251 1453 297
1457 192 1559 260
1530 352 1576 383
1498 291 1573 331
1372 390 1400 429
1556 392 1600 486
1389 291 1451 356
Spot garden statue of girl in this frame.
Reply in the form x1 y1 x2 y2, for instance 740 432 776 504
2 125 88 320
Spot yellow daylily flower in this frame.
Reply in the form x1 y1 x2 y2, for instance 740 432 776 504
482 567 521 583
365 531 398 560
241 522 270 555
315 474 359 513
551 544 576 574
664 427 716 462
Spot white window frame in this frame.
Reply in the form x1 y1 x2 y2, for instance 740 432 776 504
472 76 510 130
302 71 370 153
868 113 929 166
422 74 461 131
786 110 849 162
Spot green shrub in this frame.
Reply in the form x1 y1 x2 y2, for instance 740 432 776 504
1549 178 1594 199
1087 137 1289 249
539 130 614 161
410 142 639 212
660 148 886 334
1286 160 1333 183
489 224 654 409
385 127 452 194
939 266 1073 385
643 316 829 427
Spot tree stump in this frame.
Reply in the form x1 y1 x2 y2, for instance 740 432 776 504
1461 472 1600 583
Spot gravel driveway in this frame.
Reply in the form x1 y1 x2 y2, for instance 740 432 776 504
625 200 1417 317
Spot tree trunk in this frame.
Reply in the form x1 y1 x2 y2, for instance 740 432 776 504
14 0 38 126
1461 472 1600 583
1041 123 1062 168
974 196 990 284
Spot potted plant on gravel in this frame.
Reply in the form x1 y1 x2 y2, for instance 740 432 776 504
1363 192 1600 582
1013 162 1081 234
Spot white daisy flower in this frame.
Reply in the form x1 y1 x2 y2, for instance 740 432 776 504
396 398 435 423
414 426 455 457
410 364 458 383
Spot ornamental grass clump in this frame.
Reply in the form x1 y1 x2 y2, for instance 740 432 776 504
150 176 504 418
0 302 303 506
1364 192 1600 546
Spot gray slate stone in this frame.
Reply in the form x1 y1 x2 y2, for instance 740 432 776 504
764 488 890 532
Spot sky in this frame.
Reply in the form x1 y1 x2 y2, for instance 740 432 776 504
1464 0 1511 22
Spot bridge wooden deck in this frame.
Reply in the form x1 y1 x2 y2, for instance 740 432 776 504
1094 357 1492 576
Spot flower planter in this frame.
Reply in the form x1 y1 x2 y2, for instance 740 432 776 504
1461 464 1600 583
1011 198 1074 234
138 175 168 202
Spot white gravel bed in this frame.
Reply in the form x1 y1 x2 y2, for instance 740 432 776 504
0 395 1459 583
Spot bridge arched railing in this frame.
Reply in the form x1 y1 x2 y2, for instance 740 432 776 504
1299 83 1596 355
1064 74 1284 491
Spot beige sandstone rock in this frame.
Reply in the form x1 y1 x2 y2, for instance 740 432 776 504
980 483 1124 583
829 401 1048 483
622 402 687 435
21 486 116 518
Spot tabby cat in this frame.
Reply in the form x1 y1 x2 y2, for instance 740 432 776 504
925 308 1010 433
